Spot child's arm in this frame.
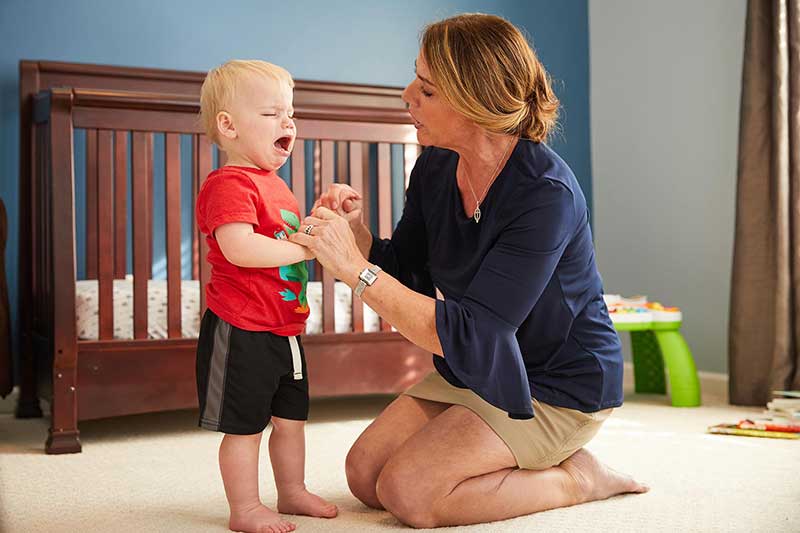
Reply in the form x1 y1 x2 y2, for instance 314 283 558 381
215 222 314 268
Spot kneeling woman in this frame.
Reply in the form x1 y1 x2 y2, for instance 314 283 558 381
292 13 649 529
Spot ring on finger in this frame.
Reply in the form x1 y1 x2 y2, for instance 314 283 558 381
304 224 315 235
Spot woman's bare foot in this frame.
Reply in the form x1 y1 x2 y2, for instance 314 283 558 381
229 503 296 533
278 488 339 518
560 448 649 505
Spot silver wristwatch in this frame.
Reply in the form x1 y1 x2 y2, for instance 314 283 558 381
354 265 382 297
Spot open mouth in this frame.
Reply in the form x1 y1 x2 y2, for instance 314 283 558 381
274 136 293 153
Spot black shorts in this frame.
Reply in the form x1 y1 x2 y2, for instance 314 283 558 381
196 309 309 434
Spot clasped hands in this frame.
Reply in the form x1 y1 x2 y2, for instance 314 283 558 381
289 184 367 285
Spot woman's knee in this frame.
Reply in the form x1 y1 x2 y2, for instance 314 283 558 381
375 463 438 529
345 443 383 508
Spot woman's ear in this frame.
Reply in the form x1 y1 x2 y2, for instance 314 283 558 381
216 111 237 140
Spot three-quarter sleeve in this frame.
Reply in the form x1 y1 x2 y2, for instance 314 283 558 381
435 178 577 419
368 149 434 296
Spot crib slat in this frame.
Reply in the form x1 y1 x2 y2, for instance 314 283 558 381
165 133 182 338
146 133 154 279
377 143 392 331
192 136 199 282
97 130 114 340
291 142 306 217
312 141 322 283
321 140 335 334
403 144 418 190
349 142 364 332
313 140 322 202
113 131 127 279
377 143 392 239
131 132 151 339
85 129 98 279
197 135 213 316
360 143 372 239
336 142 348 184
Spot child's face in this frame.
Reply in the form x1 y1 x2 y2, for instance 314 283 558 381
223 75 296 171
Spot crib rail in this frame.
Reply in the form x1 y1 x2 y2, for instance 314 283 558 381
32 86 420 347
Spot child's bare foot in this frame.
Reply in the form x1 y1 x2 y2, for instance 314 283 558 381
229 503 296 533
278 488 339 518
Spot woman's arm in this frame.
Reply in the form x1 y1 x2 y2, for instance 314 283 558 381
290 208 442 355
346 256 442 356
216 222 313 268
352 221 373 260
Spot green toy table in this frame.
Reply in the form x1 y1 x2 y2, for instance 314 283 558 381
613 318 701 407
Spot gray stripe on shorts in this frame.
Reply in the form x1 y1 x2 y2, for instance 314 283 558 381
200 318 231 431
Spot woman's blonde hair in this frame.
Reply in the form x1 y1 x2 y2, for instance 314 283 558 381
421 13 559 142
200 59 294 144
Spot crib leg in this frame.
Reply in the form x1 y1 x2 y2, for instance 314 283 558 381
46 428 81 454
46 354 81 454
15 332 43 418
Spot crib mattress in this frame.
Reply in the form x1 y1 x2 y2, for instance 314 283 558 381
75 279 380 340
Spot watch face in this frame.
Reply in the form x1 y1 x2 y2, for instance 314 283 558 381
362 270 378 284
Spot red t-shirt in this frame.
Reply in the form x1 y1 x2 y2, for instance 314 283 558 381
196 166 309 336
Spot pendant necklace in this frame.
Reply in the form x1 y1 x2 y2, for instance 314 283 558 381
464 136 515 223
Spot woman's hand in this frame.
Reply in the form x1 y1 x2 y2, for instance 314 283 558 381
315 184 363 229
289 206 368 286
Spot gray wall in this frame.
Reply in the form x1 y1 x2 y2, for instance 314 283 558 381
590 0 747 373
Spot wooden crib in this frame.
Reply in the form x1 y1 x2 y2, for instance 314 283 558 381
16 60 433 454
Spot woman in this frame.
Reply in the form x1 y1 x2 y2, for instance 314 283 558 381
290 13 648 528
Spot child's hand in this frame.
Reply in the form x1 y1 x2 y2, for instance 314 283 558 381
316 183 360 212
314 184 362 228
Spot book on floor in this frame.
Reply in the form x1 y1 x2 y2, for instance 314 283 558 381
708 390 800 440
707 424 800 440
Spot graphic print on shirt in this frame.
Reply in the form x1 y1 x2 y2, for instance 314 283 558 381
275 209 309 313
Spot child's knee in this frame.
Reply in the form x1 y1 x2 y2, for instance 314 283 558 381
270 416 305 433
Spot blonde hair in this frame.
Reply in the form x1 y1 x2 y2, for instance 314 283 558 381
421 13 559 142
200 59 294 144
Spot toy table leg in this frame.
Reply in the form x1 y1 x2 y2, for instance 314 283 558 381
654 330 702 407
630 331 667 394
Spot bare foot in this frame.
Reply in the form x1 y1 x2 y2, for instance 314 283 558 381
560 448 649 505
229 503 296 533
278 488 339 518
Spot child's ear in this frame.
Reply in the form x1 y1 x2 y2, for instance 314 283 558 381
216 111 237 140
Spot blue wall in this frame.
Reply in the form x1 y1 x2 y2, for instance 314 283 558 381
0 0 590 377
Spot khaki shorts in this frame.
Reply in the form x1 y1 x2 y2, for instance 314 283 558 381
404 371 612 470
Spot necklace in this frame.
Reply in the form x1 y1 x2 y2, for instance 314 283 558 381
463 136 515 223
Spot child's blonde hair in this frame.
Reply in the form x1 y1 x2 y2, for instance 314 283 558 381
200 59 295 144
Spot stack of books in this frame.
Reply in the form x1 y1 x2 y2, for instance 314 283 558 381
766 391 800 419
708 391 800 440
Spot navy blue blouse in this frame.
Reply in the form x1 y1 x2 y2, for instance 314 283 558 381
369 140 623 419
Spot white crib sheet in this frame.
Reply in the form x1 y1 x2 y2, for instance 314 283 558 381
75 279 380 340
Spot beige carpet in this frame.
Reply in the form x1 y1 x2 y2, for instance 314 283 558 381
1 375 798 533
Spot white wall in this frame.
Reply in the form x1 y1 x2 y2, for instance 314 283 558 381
590 0 747 373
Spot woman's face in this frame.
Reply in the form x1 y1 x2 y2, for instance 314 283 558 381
402 51 473 150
